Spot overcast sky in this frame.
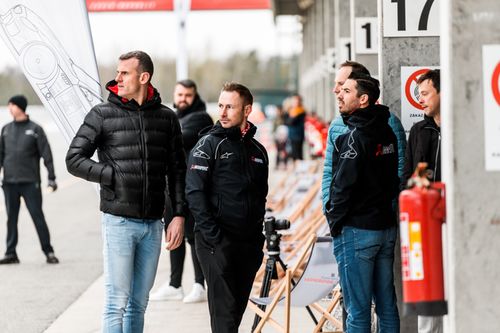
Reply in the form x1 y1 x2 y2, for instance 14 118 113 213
0 9 302 69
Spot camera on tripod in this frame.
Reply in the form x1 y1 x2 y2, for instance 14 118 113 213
252 216 291 331
263 216 290 255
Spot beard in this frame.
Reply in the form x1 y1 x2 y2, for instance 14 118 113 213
176 102 190 111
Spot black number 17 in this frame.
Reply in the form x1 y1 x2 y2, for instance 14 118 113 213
391 0 434 31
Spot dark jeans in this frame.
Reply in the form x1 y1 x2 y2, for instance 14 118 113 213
3 182 54 256
334 226 399 333
195 232 263 333
289 139 303 160
169 213 205 287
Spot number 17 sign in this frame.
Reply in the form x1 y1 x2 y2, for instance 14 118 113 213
383 0 440 37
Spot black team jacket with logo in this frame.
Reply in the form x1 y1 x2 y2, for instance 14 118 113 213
185 122 268 245
0 118 56 184
326 104 399 236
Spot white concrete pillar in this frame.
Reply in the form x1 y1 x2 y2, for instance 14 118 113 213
332 0 351 120
351 0 379 76
378 1 441 331
441 0 500 331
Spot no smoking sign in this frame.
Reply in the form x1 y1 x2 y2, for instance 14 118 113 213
482 45 500 171
492 61 500 107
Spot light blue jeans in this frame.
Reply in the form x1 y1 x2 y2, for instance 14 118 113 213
334 226 400 333
101 213 163 333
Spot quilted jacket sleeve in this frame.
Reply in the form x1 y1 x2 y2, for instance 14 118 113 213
65 108 114 186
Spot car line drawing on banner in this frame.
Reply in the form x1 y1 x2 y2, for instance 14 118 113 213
0 4 102 141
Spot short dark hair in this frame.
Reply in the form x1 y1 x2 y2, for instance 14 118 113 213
176 79 197 93
119 51 154 81
221 82 253 107
348 72 380 105
340 60 371 76
417 69 440 93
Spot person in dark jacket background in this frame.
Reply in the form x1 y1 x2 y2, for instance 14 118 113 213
186 82 268 333
151 79 213 303
66 51 186 333
0 95 59 265
326 73 400 332
403 69 441 185
285 94 306 160
403 70 443 333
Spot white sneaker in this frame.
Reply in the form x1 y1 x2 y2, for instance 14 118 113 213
149 282 184 301
183 283 207 303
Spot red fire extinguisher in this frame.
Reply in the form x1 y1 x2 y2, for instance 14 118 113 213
399 163 447 316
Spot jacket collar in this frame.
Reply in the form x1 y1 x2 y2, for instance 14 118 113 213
342 104 390 130
423 115 440 129
105 80 161 111
206 121 257 141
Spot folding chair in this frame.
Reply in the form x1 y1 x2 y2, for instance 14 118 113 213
248 235 343 333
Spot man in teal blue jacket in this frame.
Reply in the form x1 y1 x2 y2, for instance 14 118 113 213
321 61 406 211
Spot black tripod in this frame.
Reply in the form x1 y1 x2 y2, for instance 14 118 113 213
251 230 289 331
251 217 318 332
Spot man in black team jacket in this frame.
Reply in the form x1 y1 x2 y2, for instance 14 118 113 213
186 82 268 333
0 95 59 264
66 51 186 333
326 73 400 332
151 79 213 303
403 70 443 333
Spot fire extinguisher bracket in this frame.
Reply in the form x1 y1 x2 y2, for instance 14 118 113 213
404 300 448 317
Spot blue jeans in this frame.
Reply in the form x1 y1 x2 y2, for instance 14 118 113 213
334 226 399 333
101 213 163 333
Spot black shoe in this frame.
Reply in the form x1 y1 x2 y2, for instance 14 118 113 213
46 252 59 264
0 255 20 264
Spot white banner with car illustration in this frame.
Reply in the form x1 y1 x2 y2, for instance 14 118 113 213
0 0 102 143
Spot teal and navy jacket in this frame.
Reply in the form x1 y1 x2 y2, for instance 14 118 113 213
321 110 406 211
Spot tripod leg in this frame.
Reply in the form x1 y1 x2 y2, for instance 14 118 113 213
305 305 319 325
252 258 277 331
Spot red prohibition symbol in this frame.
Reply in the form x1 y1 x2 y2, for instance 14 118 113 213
492 61 500 107
405 68 430 110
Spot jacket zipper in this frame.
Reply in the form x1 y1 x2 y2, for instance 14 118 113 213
138 110 147 217
434 132 441 182
241 138 251 220
13 124 19 183
424 126 440 182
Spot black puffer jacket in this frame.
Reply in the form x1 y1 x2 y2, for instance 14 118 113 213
402 115 441 185
185 122 268 245
175 94 213 157
326 104 399 236
66 80 186 219
0 118 56 183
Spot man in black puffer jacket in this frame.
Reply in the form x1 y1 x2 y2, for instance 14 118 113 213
151 79 213 303
186 82 268 333
66 51 186 333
